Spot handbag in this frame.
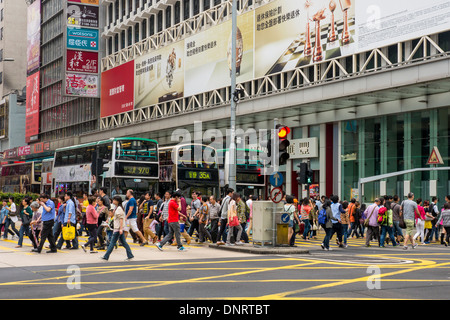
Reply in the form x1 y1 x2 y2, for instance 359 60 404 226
364 206 377 228
22 210 32 226
229 215 240 227
62 223 76 241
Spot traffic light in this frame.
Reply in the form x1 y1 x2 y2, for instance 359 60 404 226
91 151 98 177
297 162 308 185
276 124 290 166
97 158 109 176
306 167 313 185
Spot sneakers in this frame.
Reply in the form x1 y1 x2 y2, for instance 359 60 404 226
225 242 235 246
81 244 87 253
177 246 185 251
155 243 163 251
412 244 418 249
124 257 134 261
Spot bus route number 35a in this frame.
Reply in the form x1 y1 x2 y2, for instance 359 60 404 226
186 171 211 180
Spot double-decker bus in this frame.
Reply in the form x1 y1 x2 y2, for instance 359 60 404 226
218 148 266 199
53 137 159 197
0 162 41 194
159 144 219 201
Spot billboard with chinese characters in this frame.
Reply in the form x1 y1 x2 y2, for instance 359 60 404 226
67 27 99 51
101 61 135 117
25 72 40 143
65 73 99 97
66 50 98 73
27 0 41 74
67 3 99 28
134 40 185 108
183 10 254 97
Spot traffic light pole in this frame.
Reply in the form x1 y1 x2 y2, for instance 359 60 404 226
228 0 238 192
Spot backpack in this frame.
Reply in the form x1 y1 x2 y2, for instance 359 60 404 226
318 208 327 225
377 207 390 225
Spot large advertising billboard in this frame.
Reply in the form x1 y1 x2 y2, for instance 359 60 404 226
184 11 254 97
101 61 135 118
356 0 450 52
67 3 99 28
135 40 185 108
66 50 98 73
27 1 41 74
65 73 99 97
100 0 450 118
255 0 356 77
67 27 99 51
25 72 40 143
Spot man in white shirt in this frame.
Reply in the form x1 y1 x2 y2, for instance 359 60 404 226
216 188 234 245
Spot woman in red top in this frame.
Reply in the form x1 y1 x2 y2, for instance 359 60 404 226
413 198 426 245
82 196 99 253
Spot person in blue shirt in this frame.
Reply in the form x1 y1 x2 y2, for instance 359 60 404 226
0 200 10 239
58 192 79 250
329 195 346 248
32 194 57 254
123 189 147 245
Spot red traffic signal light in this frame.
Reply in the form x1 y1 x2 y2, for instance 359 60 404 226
277 126 291 139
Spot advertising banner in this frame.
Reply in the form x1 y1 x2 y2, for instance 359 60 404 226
67 3 99 28
134 40 185 108
255 0 356 77
101 61 135 117
65 73 99 97
184 11 254 97
69 0 99 5
25 72 40 143
67 27 99 51
66 50 98 73
356 0 450 52
27 1 41 74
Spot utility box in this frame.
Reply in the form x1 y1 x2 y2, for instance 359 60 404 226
252 201 285 247
275 212 290 246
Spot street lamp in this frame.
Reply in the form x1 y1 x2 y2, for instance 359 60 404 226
228 0 238 191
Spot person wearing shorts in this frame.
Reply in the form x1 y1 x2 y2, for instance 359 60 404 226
401 193 419 250
124 189 147 245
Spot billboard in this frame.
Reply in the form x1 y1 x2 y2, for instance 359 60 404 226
255 0 356 77
65 73 99 97
67 27 99 51
27 1 41 74
101 61 135 117
25 72 40 143
67 3 99 28
100 0 450 118
69 0 99 5
184 11 254 97
135 40 185 108
66 50 98 73
356 0 450 52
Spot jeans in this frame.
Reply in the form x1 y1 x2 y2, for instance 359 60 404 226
210 219 219 243
302 219 311 239
160 222 182 248
392 221 403 238
84 224 98 251
348 222 360 238
188 219 200 238
380 225 397 247
3 218 19 239
341 224 349 245
330 222 343 245
17 224 31 247
198 222 212 242
322 226 332 249
102 231 134 260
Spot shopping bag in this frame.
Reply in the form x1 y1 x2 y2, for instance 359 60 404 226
62 223 76 241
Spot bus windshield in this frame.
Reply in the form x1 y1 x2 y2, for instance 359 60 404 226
177 145 217 169
115 140 158 162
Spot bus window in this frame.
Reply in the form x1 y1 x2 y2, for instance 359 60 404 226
116 140 158 162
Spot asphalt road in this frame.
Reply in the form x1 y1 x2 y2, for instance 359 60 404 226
1 233 449 302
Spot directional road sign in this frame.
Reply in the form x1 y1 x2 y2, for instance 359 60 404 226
270 187 283 204
269 172 284 188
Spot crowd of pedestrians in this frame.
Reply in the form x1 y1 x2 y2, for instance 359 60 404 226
1 188 449 258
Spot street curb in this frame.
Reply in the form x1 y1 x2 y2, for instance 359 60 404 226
208 244 310 255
